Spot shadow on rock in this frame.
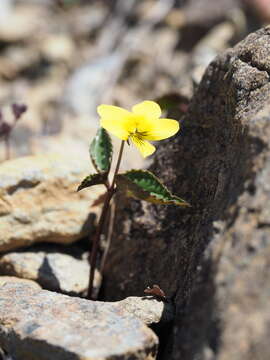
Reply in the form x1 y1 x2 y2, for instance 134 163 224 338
102 27 270 360
37 256 61 292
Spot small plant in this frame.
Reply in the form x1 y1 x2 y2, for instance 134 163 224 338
0 104 27 161
78 100 189 300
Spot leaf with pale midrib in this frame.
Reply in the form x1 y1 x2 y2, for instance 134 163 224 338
116 170 189 206
90 128 112 173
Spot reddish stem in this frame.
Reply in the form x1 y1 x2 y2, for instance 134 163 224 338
4 136 10 160
87 140 125 299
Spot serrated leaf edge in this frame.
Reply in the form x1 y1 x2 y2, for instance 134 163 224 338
77 173 107 192
116 169 190 207
89 128 113 173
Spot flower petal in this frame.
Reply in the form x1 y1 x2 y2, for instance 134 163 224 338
97 104 130 119
100 118 129 140
131 137 156 158
132 101 161 119
98 105 135 140
144 118 180 140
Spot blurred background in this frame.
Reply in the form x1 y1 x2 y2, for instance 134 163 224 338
0 0 269 165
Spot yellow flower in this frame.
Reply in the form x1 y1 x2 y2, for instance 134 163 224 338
97 100 180 158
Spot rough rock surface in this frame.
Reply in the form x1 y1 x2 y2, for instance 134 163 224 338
117 296 174 326
0 246 101 296
0 276 41 290
0 154 103 252
103 26 270 360
0 283 159 360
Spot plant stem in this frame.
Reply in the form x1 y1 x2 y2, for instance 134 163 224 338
87 189 114 299
111 140 125 189
87 140 125 299
4 136 10 161
100 200 116 274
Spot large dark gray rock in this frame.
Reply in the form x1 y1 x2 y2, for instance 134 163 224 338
103 26 270 360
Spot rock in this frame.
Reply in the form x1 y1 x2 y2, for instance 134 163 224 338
0 46 40 79
0 246 101 296
117 296 174 326
64 54 124 118
0 282 158 360
166 0 237 28
65 3 108 39
214 243 270 360
41 35 75 63
0 153 103 252
102 26 270 360
0 4 44 42
0 0 13 22
191 19 244 85
0 276 41 290
200 102 270 360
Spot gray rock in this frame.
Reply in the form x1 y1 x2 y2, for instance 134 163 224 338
0 153 103 252
0 276 41 290
102 26 270 360
191 20 241 85
0 3 43 42
182 0 238 27
64 54 123 118
117 296 174 326
0 247 101 296
0 282 158 360
0 0 13 21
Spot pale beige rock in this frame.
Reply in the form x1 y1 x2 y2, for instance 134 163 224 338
0 283 158 360
0 46 40 79
0 5 44 42
0 153 103 252
0 248 101 296
117 296 174 325
41 35 75 63
0 275 41 289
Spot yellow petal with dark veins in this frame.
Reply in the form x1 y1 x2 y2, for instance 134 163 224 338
131 137 156 158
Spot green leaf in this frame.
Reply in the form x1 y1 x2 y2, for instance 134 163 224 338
90 128 112 173
155 93 189 113
57 0 79 7
77 173 107 192
116 170 189 206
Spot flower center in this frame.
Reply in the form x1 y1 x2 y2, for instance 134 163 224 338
129 129 149 144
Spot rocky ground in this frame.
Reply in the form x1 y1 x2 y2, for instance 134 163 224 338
1 0 270 359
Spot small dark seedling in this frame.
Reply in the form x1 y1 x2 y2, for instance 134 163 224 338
144 285 167 301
